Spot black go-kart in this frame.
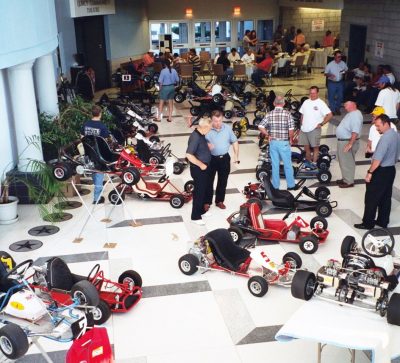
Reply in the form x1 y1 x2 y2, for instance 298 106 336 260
244 175 337 218
174 80 208 103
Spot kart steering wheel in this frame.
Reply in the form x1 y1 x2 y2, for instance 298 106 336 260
361 228 395 258
87 264 101 282
3 259 33 280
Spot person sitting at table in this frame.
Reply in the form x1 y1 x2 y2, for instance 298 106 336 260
217 50 233 81
292 29 305 48
142 49 155 73
251 51 274 87
241 48 255 80
255 42 269 63
228 48 241 67
172 53 184 72
164 48 173 62
188 48 201 73
291 44 310 66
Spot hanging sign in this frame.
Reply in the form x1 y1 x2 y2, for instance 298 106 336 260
375 41 384 58
69 0 116 18
311 19 325 32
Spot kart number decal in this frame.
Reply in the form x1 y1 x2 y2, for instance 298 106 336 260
323 276 333 285
0 257 13 270
10 301 25 310
92 346 104 358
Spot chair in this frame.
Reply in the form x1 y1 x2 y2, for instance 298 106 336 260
152 62 163 74
198 59 213 80
233 64 247 81
262 63 273 86
200 51 211 61
210 63 225 85
179 63 194 83
290 55 306 78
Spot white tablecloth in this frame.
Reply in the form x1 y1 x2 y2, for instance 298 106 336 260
275 299 400 363
311 49 327 68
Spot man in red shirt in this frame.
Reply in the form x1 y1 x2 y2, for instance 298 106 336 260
251 51 274 86
142 49 155 72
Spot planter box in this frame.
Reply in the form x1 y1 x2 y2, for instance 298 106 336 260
60 175 81 198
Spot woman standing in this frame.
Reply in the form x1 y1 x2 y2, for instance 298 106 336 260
249 30 258 51
375 81 400 123
156 59 179 122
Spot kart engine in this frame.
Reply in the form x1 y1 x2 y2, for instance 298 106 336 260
357 269 383 287
324 259 340 276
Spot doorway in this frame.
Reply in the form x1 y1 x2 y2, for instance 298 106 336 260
348 24 367 69
74 16 109 91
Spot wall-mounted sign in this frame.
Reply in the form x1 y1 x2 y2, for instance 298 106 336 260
311 19 325 32
69 0 116 18
375 41 384 58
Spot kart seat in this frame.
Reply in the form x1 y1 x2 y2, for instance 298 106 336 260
46 257 85 291
262 176 295 208
135 139 151 163
249 203 266 229
133 177 161 195
204 229 250 272
0 260 21 303
95 136 120 163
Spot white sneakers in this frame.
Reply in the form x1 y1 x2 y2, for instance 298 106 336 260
202 211 213 218
192 219 206 225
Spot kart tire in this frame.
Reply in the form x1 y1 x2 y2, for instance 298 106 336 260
118 269 143 288
254 109 266 119
315 186 330 201
319 144 330 155
243 92 252 104
108 190 125 205
299 235 319 254
253 117 262 127
256 93 267 104
291 270 316 301
143 75 151 83
122 167 141 186
92 299 111 325
224 110 233 119
256 167 270 181
387 293 400 326
53 163 72 181
148 123 158 134
178 254 199 275
232 126 242 139
310 216 328 231
340 235 356 258
300 96 309 106
149 135 160 143
248 276 268 297
149 154 163 165
170 194 185 208
282 252 302 269
174 92 185 103
317 170 332 184
317 158 330 171
228 226 243 244
173 162 185 175
184 180 195 193
190 106 200 116
0 251 16 268
0 323 29 360
315 201 332 217
212 93 223 105
71 280 100 307
248 197 263 211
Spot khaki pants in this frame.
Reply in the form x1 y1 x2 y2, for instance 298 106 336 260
337 139 360 184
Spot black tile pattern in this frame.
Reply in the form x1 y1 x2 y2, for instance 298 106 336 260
109 215 183 228
238 140 255 144
142 281 211 298
34 251 109 265
43 212 73 222
237 325 283 345
231 168 256 175
28 225 60 236
54 201 83 210
10 239 43 252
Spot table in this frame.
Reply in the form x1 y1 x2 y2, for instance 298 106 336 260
311 49 327 68
275 299 400 363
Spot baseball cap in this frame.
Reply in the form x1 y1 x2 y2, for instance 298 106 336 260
371 106 385 116
378 75 390 85
148 49 154 53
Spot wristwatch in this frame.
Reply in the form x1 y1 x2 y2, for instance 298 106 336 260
367 170 373 174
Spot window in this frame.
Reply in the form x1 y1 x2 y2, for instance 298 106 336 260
194 22 211 43
257 20 274 41
237 20 254 41
150 23 167 48
214 21 231 42
170 23 188 44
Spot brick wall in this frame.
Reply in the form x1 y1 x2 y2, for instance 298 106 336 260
340 0 400 77
280 6 341 49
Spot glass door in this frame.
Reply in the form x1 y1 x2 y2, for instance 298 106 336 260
194 21 212 54
237 20 254 54
214 20 231 54
170 22 189 55
150 22 167 50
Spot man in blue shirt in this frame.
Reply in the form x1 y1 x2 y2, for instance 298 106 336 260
81 105 110 204
325 51 348 115
204 110 239 211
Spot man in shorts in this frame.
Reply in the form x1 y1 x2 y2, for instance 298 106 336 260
299 86 333 169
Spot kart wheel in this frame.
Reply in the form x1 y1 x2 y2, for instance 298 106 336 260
315 186 330 201
143 75 151 83
122 167 141 186
149 154 163 165
149 135 160 143
248 276 268 297
340 235 357 258
317 170 332 184
170 194 185 208
92 299 111 325
282 252 302 269
319 144 330 155
315 201 332 217
0 251 16 268
148 123 158 134
118 270 143 288
300 96 308 105
108 190 125 205
190 106 200 116
178 254 199 275
387 293 400 326
316 158 330 170
256 167 270 181
361 228 395 258
256 93 267 104
310 216 328 231
253 117 262 127
248 197 263 211
291 270 316 301
184 180 195 193
224 110 233 119
0 323 29 360
232 122 242 139
299 235 319 254
71 280 100 306
53 163 72 181
254 109 266 119
228 226 243 244
212 93 223 105
174 92 185 103
243 92 252 104
173 162 185 175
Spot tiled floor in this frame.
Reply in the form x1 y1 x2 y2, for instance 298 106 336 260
1 73 400 362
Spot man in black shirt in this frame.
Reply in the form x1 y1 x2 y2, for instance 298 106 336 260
186 118 212 225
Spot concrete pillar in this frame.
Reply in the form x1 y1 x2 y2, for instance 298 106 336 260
7 61 43 171
34 52 59 117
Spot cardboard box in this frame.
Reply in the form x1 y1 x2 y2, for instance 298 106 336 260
61 175 82 198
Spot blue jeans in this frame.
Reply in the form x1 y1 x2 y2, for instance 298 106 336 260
269 140 295 189
251 69 267 86
327 80 344 112
92 173 104 202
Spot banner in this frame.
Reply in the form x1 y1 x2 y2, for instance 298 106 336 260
374 41 384 58
69 0 115 18
311 19 325 32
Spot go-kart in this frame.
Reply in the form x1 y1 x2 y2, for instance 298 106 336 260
178 228 302 297
0 254 90 360
174 80 208 103
227 201 329 254
243 175 337 218
291 228 400 325
29 257 142 325
108 159 194 208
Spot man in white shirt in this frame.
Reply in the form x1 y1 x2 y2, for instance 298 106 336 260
241 48 255 80
299 86 333 169
228 48 241 67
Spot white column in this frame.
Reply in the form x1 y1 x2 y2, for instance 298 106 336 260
7 61 44 171
34 52 59 117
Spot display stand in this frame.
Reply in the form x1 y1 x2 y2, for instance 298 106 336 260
71 173 141 242
275 299 400 363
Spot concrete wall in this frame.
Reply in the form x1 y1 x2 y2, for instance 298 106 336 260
279 0 343 10
280 7 341 48
340 0 400 77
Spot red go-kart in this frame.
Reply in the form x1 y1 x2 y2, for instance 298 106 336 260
227 201 329 254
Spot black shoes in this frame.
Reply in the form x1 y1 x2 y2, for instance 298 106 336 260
354 223 374 230
93 196 105 204
287 187 297 191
